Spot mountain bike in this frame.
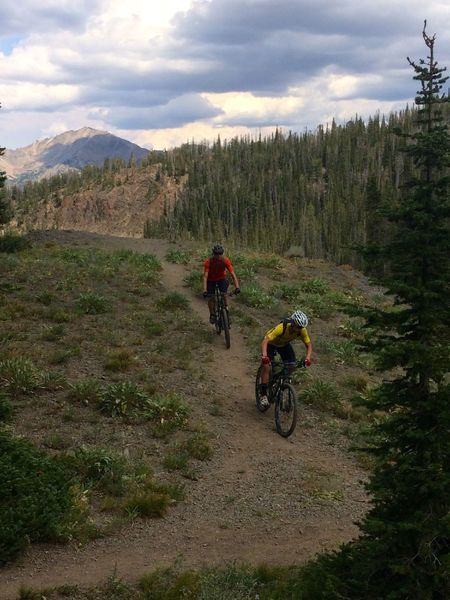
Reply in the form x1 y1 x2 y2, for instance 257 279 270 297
211 283 234 349
255 359 306 437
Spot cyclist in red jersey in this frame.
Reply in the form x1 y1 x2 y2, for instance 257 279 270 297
203 244 240 323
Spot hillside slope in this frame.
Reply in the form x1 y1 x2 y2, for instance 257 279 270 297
11 164 185 237
0 231 373 598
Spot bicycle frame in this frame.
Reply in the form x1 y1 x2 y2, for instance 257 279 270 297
268 360 304 400
212 283 232 349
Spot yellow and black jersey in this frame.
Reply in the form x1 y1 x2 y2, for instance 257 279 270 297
265 322 311 347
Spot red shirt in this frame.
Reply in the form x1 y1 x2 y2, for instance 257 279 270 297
204 255 234 281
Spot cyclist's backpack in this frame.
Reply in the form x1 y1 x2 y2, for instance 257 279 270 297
279 317 293 335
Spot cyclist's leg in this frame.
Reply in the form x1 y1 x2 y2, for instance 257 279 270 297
206 280 216 322
218 278 230 306
260 344 277 393
278 344 296 374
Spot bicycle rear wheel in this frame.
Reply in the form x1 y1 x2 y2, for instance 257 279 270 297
275 383 297 437
255 364 270 413
221 307 231 349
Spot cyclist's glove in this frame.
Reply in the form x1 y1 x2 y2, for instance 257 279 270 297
305 358 311 367
202 291 208 298
261 356 271 365
234 287 241 294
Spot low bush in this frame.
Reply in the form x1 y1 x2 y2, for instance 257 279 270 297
123 491 170 518
0 432 74 564
156 291 189 311
238 283 273 308
0 357 40 398
67 378 102 405
76 292 111 314
98 381 150 417
165 248 191 264
302 379 343 413
0 233 31 253
66 445 129 496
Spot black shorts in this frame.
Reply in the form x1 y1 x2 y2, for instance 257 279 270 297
267 343 296 364
207 278 229 296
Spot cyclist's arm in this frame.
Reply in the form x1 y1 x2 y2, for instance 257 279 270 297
225 258 239 289
203 260 209 294
261 336 270 359
304 341 312 362
230 270 239 288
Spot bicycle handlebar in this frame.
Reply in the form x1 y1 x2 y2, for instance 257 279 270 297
271 359 307 369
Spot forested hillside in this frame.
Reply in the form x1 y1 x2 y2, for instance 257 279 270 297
5 108 425 267
145 109 420 265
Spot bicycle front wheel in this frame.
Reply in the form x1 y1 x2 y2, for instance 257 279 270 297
221 308 231 349
275 383 297 437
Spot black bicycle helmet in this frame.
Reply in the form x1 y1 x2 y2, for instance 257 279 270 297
212 244 224 255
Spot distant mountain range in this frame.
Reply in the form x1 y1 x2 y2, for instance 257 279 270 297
1 127 150 184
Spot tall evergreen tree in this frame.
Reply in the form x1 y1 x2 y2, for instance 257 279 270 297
0 103 10 225
301 23 450 599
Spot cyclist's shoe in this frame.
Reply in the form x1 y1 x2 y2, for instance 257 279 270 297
209 314 216 324
259 395 270 408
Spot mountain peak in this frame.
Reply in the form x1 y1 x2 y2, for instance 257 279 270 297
2 128 149 184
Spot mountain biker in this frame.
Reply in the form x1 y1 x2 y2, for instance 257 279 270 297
203 244 240 324
259 310 312 408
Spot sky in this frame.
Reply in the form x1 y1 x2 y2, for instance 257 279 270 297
1 0 449 150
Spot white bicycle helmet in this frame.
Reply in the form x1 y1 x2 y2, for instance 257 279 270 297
291 310 308 328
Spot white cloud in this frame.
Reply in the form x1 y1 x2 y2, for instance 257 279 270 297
0 0 449 149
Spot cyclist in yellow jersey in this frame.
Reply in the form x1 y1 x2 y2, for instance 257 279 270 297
259 310 312 408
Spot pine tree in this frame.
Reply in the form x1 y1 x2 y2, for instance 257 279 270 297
0 103 10 225
302 23 450 599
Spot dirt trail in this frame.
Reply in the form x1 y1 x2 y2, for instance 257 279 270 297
0 232 368 599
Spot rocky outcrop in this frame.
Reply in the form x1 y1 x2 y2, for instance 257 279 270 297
12 165 185 238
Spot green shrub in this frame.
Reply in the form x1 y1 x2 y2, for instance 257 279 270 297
270 283 302 302
0 357 40 398
165 248 191 264
0 391 13 422
183 270 203 293
198 564 258 600
321 339 361 365
184 435 213 461
143 316 164 337
48 350 72 365
301 277 329 295
67 445 128 496
99 382 150 417
144 393 190 432
123 491 170 518
337 317 365 339
76 292 111 314
0 431 74 564
36 291 54 305
114 249 161 271
67 379 102 406
41 324 66 341
156 291 189 311
104 348 134 372
140 567 200 600
238 283 273 308
40 370 67 391
302 379 342 413
0 234 30 253
162 451 190 473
